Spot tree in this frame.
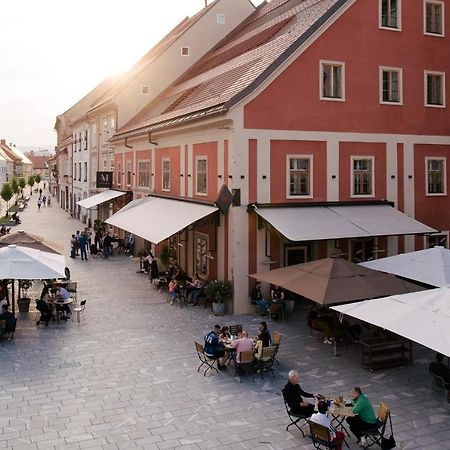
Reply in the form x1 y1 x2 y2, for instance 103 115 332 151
28 175 35 194
35 174 41 184
10 177 19 202
1 183 13 216
18 177 26 197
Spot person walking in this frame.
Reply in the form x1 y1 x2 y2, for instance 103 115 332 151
79 232 88 261
37 197 42 210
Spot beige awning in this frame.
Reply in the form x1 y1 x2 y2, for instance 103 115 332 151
77 190 126 209
105 196 218 244
254 204 436 241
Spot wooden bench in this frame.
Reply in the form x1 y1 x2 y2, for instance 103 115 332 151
360 336 412 372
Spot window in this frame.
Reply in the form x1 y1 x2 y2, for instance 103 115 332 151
141 85 150 95
195 233 209 275
84 162 87 182
78 132 82 151
138 161 150 187
217 13 225 24
351 238 376 263
196 157 208 195
352 157 374 197
380 67 402 104
425 1 444 36
181 47 190 56
426 232 449 248
103 160 107 169
162 159 170 191
73 163 76 180
78 162 81 181
110 116 115 130
320 61 345 100
287 156 312 197
84 130 88 150
425 71 445 107
426 157 446 195
380 0 401 29
126 162 132 186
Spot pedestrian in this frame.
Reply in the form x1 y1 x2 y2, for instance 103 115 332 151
39 188 42 196
42 195 46 207
75 230 81 256
37 197 42 210
102 233 111 259
70 234 77 258
84 227 92 253
79 231 88 261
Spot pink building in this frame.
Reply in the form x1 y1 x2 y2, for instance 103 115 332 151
108 0 449 313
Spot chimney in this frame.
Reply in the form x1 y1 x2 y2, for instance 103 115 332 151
205 0 208 7
0 139 5 145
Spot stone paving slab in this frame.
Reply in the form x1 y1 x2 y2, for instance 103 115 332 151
0 190 449 449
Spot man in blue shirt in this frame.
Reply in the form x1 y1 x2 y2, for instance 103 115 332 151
204 325 226 370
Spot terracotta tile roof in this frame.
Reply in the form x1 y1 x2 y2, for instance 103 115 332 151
25 154 50 170
114 0 349 140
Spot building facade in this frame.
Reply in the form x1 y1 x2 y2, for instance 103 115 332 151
108 0 450 313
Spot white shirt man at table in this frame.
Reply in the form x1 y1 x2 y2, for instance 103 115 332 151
55 287 71 319
232 331 254 362
310 400 345 450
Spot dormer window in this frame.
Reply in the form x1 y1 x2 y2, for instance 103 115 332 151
217 14 225 24
181 47 190 56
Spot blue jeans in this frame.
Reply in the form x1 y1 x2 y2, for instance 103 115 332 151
103 246 110 259
256 299 270 314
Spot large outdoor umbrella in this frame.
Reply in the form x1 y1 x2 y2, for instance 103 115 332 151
0 245 66 314
0 230 64 254
249 257 424 305
361 246 450 287
332 287 450 358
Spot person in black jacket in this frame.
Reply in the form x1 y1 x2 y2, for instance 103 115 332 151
283 370 319 417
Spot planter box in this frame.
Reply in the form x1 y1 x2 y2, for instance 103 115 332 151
212 302 226 316
17 297 31 312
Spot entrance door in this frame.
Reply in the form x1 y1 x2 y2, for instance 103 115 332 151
285 246 307 266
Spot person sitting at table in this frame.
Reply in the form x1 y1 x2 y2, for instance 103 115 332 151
429 353 450 384
310 401 345 450
271 285 285 303
308 306 335 345
168 279 178 305
0 304 15 338
204 324 226 370
232 330 254 362
256 321 271 348
187 273 205 306
40 286 52 304
283 370 318 417
220 326 231 340
55 286 71 319
346 387 378 447
250 281 270 315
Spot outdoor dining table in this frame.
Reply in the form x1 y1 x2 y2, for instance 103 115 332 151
315 396 354 448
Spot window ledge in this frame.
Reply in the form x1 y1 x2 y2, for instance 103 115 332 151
286 195 314 200
424 31 445 37
350 194 375 199
426 192 447 197
425 103 446 109
380 100 403 106
379 25 402 32
320 96 345 102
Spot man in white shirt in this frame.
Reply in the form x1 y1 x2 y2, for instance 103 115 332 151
310 401 345 450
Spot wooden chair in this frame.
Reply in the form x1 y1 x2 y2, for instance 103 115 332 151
256 346 276 379
235 350 256 382
272 330 282 365
229 324 243 337
281 388 308 437
429 372 448 400
362 402 391 449
194 341 218 376
309 421 339 449
270 303 285 321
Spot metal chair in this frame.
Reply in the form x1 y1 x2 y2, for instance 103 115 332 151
194 341 218 376
281 388 308 437
362 402 392 449
73 300 86 323
309 421 339 449
429 372 448 400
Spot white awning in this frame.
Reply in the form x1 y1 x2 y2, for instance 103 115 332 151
105 196 218 244
332 287 450 358
77 190 126 209
254 204 436 242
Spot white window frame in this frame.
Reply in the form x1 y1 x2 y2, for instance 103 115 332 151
84 162 88 182
138 160 151 188
320 60 345 102
286 154 314 199
194 232 209 276
126 161 132 186
424 0 445 37
379 0 402 31
379 66 403 105
351 156 375 198
162 158 171 192
424 231 449 248
181 46 190 57
217 13 225 24
424 70 446 108
195 156 208 196
117 163 121 187
425 156 447 196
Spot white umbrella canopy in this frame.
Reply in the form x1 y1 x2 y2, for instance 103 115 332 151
0 245 66 279
332 286 450 358
361 246 450 287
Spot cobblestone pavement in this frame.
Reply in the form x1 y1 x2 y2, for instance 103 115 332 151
1 190 450 450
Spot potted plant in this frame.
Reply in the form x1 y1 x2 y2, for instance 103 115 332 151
205 280 233 316
17 279 33 312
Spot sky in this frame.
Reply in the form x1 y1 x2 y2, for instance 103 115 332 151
0 0 263 149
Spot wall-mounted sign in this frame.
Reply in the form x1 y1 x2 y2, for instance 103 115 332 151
96 171 113 189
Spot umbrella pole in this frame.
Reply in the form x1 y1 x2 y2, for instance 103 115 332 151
11 280 15 315
333 313 339 357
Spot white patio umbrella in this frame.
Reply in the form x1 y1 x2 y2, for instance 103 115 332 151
361 246 450 287
0 245 66 314
332 286 450 358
